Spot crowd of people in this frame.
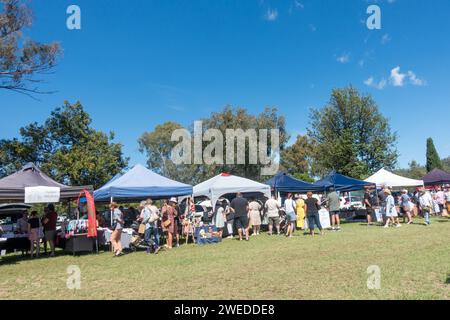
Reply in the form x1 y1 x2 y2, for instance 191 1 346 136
4 185 448 259
95 184 450 257
10 204 58 259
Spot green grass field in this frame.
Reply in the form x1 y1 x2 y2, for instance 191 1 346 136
1 217 450 300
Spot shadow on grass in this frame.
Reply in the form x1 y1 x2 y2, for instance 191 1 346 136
436 219 449 223
446 275 450 284
0 248 93 266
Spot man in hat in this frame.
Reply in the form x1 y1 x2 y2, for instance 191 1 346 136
419 188 433 225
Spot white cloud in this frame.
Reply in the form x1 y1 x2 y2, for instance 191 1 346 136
265 8 278 21
407 71 426 86
390 66 406 86
364 77 387 90
336 53 350 64
365 66 426 90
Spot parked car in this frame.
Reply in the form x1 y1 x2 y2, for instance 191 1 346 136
341 196 363 210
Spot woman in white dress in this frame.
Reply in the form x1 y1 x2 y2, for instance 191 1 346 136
384 189 401 228
248 199 262 236
213 200 226 238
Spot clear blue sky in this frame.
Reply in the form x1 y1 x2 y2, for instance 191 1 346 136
1 0 449 169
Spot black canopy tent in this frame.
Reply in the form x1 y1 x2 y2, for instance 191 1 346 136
422 169 450 186
0 163 93 202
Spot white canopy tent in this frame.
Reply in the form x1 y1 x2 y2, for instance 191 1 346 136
365 168 424 188
193 173 271 210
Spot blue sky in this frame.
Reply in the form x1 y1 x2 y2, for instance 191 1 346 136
1 0 449 169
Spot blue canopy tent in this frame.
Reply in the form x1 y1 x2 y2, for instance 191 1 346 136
94 164 193 202
314 171 375 192
265 172 322 193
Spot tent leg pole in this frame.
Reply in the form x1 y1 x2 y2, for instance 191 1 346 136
110 197 114 253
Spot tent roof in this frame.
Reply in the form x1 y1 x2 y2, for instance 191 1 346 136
94 164 193 201
193 173 271 202
314 171 375 192
0 163 92 201
422 169 450 186
365 168 424 188
265 172 322 193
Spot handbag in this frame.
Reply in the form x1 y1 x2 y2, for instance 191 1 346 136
138 223 146 234
149 210 159 224
163 219 171 228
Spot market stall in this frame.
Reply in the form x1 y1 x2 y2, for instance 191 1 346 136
193 173 271 211
365 168 424 189
0 163 92 201
94 164 193 251
421 169 450 186
94 164 193 202
265 172 322 193
0 163 93 254
314 171 375 192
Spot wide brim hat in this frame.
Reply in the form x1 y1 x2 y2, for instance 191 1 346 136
169 197 178 204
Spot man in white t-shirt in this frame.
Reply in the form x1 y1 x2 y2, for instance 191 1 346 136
419 189 433 225
264 196 281 235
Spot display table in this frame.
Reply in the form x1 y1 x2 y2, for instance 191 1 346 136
101 228 133 250
64 234 95 255
0 234 30 253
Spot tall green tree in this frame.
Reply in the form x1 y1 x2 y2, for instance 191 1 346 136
0 101 128 188
307 86 398 179
426 138 442 172
0 0 61 95
280 134 314 179
138 106 289 183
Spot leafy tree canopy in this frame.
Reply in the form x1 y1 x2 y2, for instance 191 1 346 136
138 106 289 183
307 86 398 179
0 101 128 188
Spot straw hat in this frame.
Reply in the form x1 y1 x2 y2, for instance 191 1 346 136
384 189 391 195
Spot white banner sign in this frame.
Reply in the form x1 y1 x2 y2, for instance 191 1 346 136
25 186 60 204
304 209 331 229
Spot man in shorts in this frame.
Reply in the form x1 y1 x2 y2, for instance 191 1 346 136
326 187 341 231
230 193 249 241
264 196 281 235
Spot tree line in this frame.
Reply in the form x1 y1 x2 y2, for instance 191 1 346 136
2 86 431 189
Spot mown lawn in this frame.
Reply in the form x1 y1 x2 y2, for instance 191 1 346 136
1 217 450 300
